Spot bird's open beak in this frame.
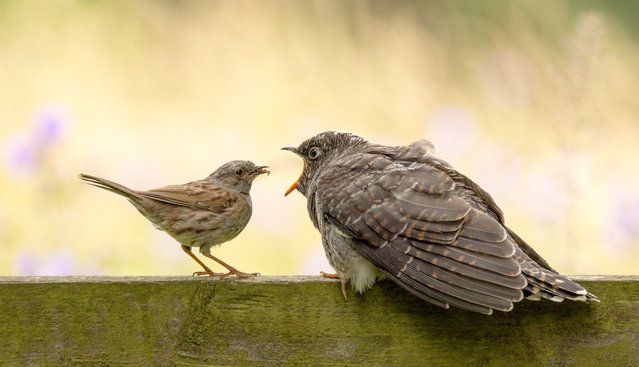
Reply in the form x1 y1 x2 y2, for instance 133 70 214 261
252 165 270 176
281 147 304 196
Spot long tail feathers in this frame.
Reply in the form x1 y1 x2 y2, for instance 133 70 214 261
520 256 599 303
507 227 598 303
79 174 144 202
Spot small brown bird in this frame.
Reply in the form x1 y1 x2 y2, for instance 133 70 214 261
80 160 269 278
283 131 597 314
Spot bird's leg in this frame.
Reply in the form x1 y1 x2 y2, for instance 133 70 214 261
340 279 348 301
320 271 348 300
200 247 260 279
181 246 223 277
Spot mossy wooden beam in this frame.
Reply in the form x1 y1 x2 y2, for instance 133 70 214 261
0 275 637 366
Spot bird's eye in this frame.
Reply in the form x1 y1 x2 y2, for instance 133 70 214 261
235 169 243 176
308 147 322 160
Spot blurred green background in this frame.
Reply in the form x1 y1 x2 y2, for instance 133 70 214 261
1 0 637 276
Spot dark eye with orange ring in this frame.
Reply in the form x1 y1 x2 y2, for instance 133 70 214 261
308 147 322 160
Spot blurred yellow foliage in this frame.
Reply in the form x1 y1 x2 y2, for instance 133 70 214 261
1 1 637 276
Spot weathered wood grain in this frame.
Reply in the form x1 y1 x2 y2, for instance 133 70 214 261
0 276 637 366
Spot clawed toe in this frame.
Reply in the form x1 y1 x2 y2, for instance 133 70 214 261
320 271 340 279
192 270 223 277
191 269 260 278
319 271 348 300
220 270 260 279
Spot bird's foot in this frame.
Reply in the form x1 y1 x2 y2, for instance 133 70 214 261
320 271 339 279
220 268 260 279
192 270 224 277
320 271 348 300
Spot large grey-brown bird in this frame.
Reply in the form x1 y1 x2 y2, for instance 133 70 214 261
283 131 597 314
80 160 268 278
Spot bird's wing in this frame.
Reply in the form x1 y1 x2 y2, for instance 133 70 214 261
141 181 238 213
316 152 526 314
368 139 437 163
370 142 505 223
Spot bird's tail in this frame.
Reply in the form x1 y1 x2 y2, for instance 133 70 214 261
521 258 598 302
79 174 144 202
507 228 598 302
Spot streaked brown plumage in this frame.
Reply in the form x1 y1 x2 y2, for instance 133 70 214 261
283 131 597 314
80 160 268 278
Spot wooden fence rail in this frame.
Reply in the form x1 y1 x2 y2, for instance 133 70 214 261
0 275 637 366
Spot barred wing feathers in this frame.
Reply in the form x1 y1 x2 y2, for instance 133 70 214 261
317 152 526 314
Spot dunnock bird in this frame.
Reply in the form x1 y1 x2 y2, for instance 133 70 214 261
80 160 268 278
283 131 597 314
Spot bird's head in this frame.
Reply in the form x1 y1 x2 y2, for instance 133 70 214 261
282 131 367 197
208 160 269 194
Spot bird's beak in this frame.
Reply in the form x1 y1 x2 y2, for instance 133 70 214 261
281 147 303 196
252 165 270 176
281 147 298 154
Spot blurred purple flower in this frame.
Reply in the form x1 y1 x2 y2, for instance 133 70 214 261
6 136 36 171
4 106 67 176
14 251 38 276
41 251 76 276
617 200 639 237
34 107 65 146
14 250 77 276
604 190 639 252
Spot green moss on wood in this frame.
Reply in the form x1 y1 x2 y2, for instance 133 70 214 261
0 276 637 366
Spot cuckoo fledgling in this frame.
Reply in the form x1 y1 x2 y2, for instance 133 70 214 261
80 160 268 278
283 131 597 314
